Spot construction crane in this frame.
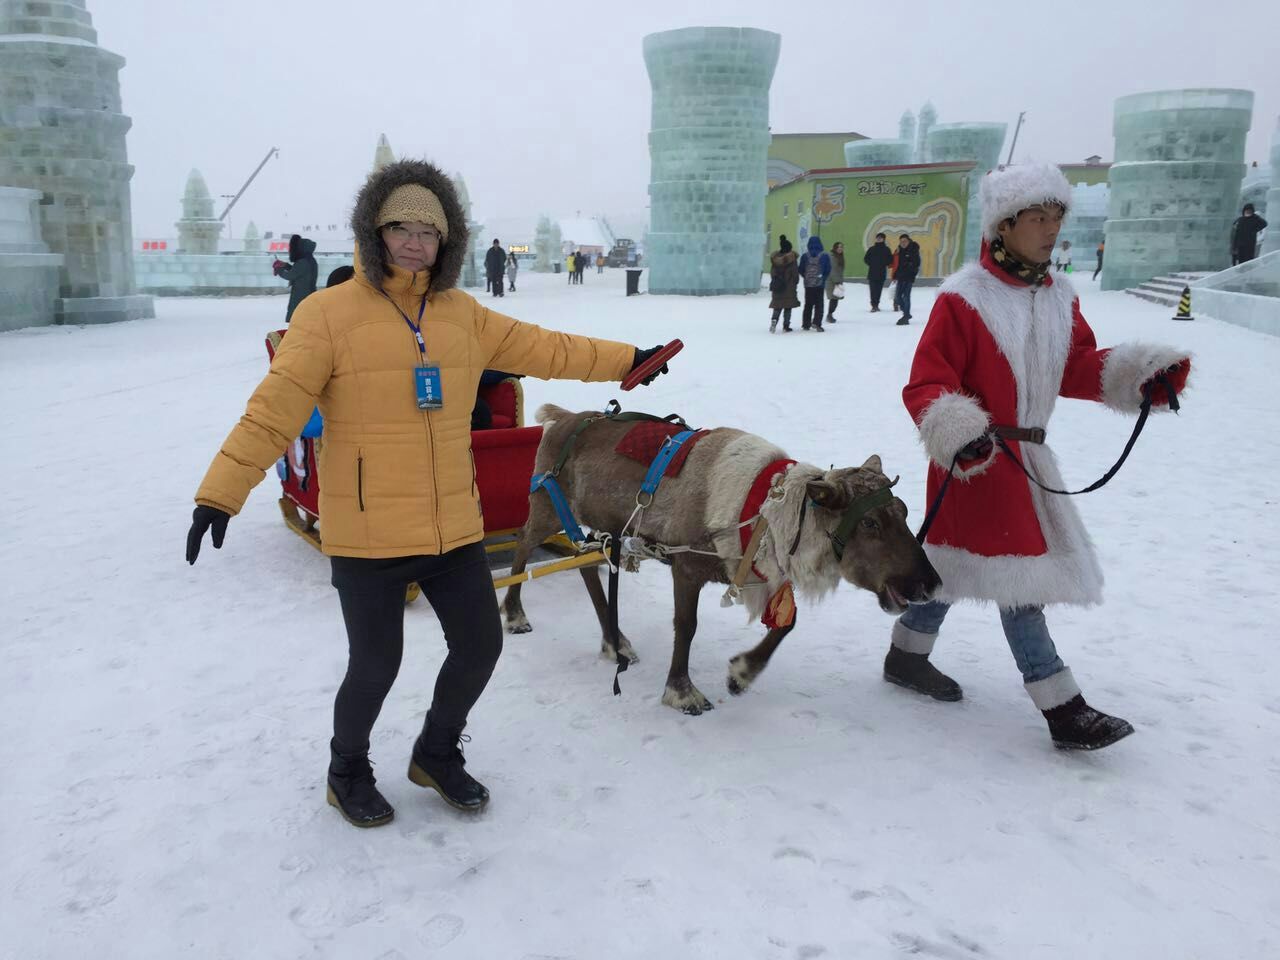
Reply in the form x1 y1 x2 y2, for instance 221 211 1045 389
218 147 279 221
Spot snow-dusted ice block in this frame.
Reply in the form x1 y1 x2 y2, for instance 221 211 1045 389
1102 89 1253 290
643 27 780 295
844 139 913 168
927 122 1006 262
1263 117 1280 255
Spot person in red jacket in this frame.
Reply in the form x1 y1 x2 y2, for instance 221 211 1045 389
884 163 1191 751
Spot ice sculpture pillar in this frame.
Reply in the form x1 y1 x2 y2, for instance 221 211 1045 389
643 27 780 295
926 122 1007 263
1263 117 1280 256
1102 88 1253 290
0 0 153 323
176 170 223 254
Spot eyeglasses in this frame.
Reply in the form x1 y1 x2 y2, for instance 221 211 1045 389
384 225 441 245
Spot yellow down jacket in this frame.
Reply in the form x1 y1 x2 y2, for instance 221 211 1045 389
194 257 634 558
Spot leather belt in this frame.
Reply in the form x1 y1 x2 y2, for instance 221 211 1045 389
993 425 1046 444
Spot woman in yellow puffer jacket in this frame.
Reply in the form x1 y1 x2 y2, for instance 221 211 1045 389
186 159 669 828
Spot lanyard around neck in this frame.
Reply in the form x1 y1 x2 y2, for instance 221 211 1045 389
383 292 428 358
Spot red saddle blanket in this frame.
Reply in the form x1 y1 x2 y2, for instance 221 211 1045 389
615 421 708 476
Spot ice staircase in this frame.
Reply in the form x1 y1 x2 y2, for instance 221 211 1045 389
1124 272 1211 308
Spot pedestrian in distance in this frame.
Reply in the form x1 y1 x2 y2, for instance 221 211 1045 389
1055 239 1072 273
825 241 846 324
186 158 674 829
1230 203 1267 265
1092 240 1104 281
863 232 894 312
272 233 319 323
893 233 921 325
798 235 831 332
484 238 506 298
505 250 519 293
767 235 800 333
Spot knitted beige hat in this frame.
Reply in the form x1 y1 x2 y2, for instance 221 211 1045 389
376 184 449 241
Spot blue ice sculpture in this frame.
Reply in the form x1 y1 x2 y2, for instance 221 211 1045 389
643 27 780 295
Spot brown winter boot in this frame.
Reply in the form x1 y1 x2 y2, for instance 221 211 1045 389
1042 696 1135 751
407 714 490 811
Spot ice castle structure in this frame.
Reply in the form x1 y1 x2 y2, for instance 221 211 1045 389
643 27 780 295
1102 89 1254 291
1263 118 1280 255
915 102 937 164
1058 182 1109 260
0 0 153 325
844 139 914 168
899 111 917 154
926 122 1007 262
176 170 222 255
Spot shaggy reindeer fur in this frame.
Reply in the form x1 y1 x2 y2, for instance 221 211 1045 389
501 404 939 714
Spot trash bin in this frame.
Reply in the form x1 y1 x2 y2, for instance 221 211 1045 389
625 268 642 296
554 262 561 274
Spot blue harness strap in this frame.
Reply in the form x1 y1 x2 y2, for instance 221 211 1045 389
529 472 587 545
639 430 696 498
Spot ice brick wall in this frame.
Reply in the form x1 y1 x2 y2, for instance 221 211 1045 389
1263 118 1280 255
0 0 152 323
643 27 780 295
926 122 1007 263
1102 88 1253 290
844 139 914 168
1059 182 1109 264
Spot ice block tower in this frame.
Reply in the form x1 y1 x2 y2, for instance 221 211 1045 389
1102 88 1253 290
926 122 1007 262
643 27 780 295
1263 117 1280 256
175 170 222 254
899 110 917 157
844 139 914 168
915 101 937 164
0 0 153 323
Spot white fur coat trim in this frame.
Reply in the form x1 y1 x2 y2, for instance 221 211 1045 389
916 391 996 480
1100 342 1192 414
979 163 1074 241
1025 667 1081 711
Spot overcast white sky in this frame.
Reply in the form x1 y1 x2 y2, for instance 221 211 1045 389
93 0 1278 239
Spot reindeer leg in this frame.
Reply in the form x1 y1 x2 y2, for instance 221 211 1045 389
578 566 638 664
661 570 713 715
500 497 563 635
727 615 798 696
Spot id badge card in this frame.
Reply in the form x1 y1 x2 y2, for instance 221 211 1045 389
414 365 443 410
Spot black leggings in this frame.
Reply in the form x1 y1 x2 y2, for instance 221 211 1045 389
329 542 503 755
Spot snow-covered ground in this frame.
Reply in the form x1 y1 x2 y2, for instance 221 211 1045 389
4 269 1279 959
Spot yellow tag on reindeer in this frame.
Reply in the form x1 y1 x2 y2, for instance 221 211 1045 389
762 581 796 629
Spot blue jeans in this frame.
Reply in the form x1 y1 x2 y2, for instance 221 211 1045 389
897 278 914 316
898 599 1065 684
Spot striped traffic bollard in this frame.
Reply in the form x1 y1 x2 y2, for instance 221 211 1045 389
1172 285 1194 321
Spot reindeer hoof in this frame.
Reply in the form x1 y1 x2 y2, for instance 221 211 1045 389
727 654 759 696
601 638 639 664
505 615 532 635
662 683 714 715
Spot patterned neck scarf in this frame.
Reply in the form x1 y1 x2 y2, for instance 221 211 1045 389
989 237 1051 287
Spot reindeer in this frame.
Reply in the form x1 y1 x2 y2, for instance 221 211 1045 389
501 405 941 714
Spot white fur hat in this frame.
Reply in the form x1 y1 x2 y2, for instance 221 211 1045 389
980 163 1073 241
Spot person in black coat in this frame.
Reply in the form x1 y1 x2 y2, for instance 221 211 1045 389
1230 204 1268 265
484 238 506 297
863 232 895 312
893 233 922 325
272 234 318 323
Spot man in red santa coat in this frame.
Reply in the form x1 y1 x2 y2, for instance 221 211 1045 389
885 162 1191 750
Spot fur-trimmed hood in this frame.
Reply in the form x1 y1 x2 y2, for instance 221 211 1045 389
350 159 469 295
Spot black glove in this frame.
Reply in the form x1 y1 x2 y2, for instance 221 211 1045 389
957 435 993 463
630 345 669 386
186 505 231 565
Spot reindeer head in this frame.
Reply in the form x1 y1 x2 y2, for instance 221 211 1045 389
804 456 941 614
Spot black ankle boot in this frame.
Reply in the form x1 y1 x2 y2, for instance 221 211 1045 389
327 740 394 828
408 718 490 811
1043 696 1134 750
883 646 963 701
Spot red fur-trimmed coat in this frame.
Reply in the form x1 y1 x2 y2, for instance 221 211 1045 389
903 250 1190 607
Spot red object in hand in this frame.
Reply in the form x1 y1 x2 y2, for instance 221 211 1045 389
622 339 683 391
272 259 286 276
1143 360 1190 407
